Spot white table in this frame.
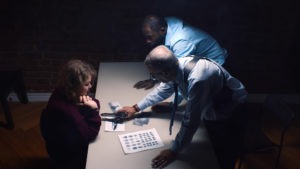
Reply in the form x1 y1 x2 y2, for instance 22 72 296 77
86 62 220 169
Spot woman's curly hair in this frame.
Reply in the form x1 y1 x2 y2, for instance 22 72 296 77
56 59 96 103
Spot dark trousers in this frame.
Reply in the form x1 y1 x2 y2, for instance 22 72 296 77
204 105 245 169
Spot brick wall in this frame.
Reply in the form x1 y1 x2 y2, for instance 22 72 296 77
0 0 299 93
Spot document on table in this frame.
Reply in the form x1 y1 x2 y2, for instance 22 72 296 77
104 101 126 131
105 121 125 131
118 128 164 154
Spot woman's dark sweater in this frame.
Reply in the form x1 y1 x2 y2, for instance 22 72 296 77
40 89 101 169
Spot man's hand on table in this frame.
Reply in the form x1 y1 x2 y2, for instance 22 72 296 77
134 79 157 90
117 106 137 118
152 149 176 169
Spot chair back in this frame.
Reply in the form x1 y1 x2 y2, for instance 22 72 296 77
263 95 296 169
238 95 296 169
263 95 295 131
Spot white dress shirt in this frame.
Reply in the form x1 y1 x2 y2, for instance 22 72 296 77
137 56 248 152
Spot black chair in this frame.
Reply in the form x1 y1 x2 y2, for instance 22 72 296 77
0 69 28 129
238 94 295 169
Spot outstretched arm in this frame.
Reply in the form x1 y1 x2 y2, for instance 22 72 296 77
133 78 158 90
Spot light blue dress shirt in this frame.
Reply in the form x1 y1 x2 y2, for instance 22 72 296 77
164 17 227 65
137 57 248 152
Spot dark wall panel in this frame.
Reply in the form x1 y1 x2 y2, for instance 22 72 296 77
0 0 298 93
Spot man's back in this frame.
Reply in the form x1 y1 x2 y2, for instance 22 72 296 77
165 17 227 65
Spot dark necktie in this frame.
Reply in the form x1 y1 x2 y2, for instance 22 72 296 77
169 82 178 135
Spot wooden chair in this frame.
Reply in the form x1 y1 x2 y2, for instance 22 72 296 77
238 94 295 169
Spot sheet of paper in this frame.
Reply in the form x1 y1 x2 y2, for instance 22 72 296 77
108 101 122 113
103 101 125 132
104 121 125 131
133 117 149 126
118 128 164 154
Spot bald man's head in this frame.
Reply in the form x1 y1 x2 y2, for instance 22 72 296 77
144 45 178 71
144 45 178 82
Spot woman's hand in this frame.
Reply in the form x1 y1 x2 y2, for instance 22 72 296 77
80 95 98 109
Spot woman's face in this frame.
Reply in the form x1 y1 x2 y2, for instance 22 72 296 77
79 75 93 96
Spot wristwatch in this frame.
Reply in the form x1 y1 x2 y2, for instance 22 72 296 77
133 104 140 112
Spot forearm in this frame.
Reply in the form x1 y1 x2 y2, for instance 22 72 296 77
137 83 174 110
78 111 101 142
76 101 101 142
171 124 198 152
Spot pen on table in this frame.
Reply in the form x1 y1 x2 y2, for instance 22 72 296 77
113 121 117 130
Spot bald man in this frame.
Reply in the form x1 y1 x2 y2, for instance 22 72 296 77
119 45 247 169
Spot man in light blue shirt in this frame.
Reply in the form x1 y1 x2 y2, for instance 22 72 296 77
164 17 227 64
120 45 247 169
141 15 227 64
135 15 228 111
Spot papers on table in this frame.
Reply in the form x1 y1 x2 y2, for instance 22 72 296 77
104 101 125 131
108 101 122 113
118 128 164 154
105 121 125 131
133 117 149 126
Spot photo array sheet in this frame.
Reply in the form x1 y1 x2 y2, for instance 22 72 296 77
118 128 164 154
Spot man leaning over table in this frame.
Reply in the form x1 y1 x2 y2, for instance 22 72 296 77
134 14 228 113
118 45 247 169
